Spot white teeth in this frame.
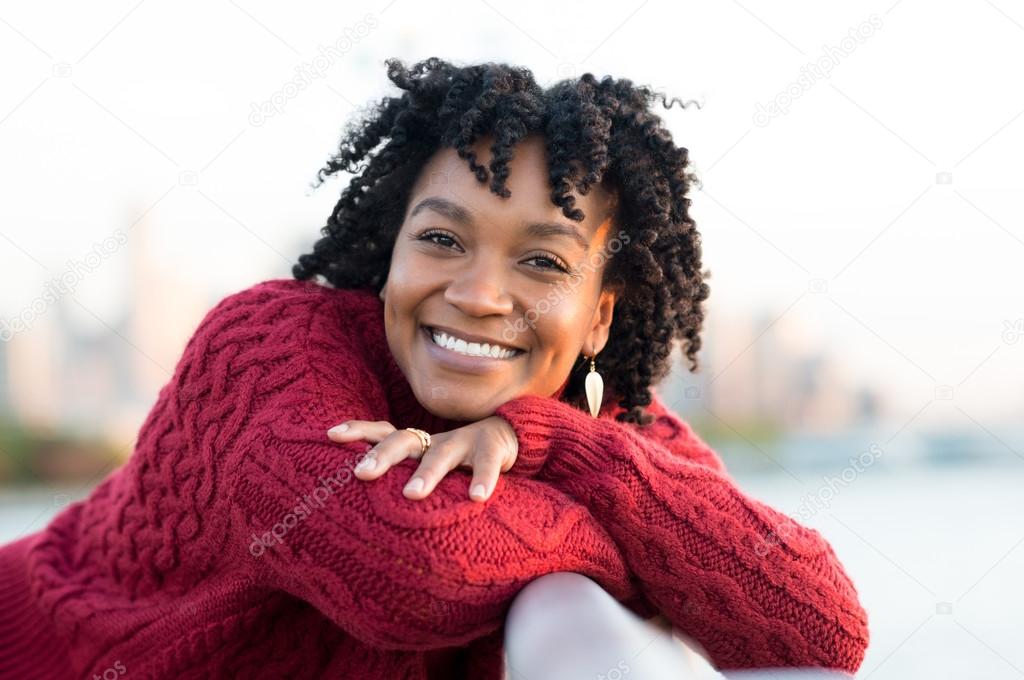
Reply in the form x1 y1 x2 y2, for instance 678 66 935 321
430 329 519 359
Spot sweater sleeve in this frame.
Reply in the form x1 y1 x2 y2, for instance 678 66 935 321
492 394 870 675
173 285 640 652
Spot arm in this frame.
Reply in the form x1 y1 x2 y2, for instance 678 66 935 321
492 394 870 675
174 284 638 651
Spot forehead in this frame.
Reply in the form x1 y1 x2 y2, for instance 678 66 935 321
409 135 616 235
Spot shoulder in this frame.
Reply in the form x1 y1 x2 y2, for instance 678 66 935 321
175 278 383 396
609 391 729 475
198 278 379 329
187 278 382 351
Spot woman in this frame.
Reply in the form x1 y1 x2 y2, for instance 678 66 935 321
0 58 868 679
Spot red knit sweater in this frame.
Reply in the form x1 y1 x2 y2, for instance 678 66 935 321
0 278 868 679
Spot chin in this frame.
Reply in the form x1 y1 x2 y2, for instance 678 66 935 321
416 389 490 422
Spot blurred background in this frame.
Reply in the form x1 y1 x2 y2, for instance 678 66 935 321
0 1 1021 677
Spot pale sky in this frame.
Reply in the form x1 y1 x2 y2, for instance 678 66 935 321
0 0 1021 421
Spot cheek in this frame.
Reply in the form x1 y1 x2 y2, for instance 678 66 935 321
384 248 435 311
530 299 590 351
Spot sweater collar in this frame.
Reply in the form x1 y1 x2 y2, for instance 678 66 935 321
354 289 570 432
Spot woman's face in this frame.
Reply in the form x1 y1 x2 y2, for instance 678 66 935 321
380 133 621 422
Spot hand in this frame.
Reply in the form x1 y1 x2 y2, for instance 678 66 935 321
647 614 673 631
326 416 519 502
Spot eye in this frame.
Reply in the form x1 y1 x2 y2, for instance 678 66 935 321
413 229 571 274
524 253 571 274
416 229 462 251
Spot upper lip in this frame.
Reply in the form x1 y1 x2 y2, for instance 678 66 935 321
424 324 525 352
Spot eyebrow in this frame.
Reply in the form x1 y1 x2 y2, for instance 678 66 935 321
409 196 591 252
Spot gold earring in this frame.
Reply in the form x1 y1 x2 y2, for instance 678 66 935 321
584 353 604 417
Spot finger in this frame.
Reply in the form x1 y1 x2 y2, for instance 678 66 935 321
401 440 466 500
467 450 505 502
327 419 395 444
354 428 425 481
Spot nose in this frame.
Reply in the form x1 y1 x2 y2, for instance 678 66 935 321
443 259 514 317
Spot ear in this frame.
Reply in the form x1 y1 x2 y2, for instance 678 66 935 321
582 285 618 357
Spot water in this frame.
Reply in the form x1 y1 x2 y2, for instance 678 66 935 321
1 464 1021 679
741 463 1024 679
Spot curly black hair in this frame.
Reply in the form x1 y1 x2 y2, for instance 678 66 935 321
293 57 710 425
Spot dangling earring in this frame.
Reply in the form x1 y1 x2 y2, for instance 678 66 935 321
584 353 604 417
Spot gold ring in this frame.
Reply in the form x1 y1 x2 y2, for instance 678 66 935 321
404 427 431 457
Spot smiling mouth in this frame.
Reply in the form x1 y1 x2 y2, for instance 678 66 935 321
421 325 525 360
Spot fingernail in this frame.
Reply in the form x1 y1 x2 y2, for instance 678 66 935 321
404 477 424 494
328 423 349 435
470 483 487 500
356 457 376 471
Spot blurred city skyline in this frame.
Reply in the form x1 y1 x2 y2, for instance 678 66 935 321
1 206 1019 463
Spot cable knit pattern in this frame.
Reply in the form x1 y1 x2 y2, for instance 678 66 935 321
492 395 870 673
0 277 868 679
